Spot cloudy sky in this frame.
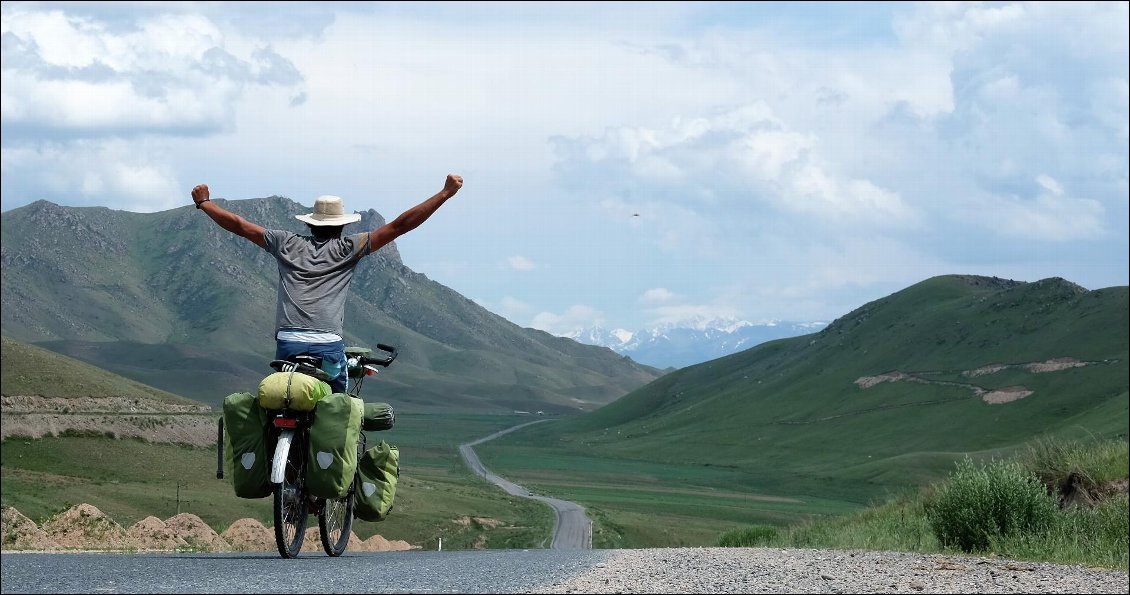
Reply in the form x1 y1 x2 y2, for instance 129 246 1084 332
3 1 1127 335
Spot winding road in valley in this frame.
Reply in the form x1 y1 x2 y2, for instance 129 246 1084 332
459 420 592 549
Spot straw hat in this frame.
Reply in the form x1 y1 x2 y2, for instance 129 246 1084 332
295 195 362 226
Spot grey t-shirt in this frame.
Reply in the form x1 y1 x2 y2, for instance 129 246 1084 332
261 229 370 336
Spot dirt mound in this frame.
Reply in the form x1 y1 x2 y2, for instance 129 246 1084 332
300 527 323 552
454 515 500 528
964 364 1008 378
854 371 909 389
1 506 57 551
982 386 1033 404
1 505 415 553
298 527 366 553
127 516 187 551
387 538 415 552
220 518 275 552
361 533 392 551
41 503 130 550
1025 358 1087 373
359 533 413 552
165 513 230 552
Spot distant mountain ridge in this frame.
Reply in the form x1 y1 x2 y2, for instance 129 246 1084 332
1 199 660 412
566 318 828 369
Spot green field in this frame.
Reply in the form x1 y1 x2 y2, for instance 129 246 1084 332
0 413 554 550
474 433 863 548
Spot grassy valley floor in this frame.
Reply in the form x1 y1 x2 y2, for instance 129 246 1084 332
1 413 553 551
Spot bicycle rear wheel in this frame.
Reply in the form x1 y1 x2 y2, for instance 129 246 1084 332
318 483 354 556
273 438 308 558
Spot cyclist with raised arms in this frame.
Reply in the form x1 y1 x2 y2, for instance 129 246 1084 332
191 174 464 393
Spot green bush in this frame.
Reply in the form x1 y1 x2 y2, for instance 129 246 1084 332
992 494 1129 569
717 524 779 547
926 457 1059 552
1024 436 1129 494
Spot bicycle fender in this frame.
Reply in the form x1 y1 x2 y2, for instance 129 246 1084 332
271 429 294 484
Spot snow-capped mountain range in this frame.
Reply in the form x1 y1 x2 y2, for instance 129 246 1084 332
565 318 828 370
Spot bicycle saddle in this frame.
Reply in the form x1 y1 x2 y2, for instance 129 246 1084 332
269 355 332 383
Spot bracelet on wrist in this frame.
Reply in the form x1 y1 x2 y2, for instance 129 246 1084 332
196 199 210 209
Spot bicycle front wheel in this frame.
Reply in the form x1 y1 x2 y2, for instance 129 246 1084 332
273 436 308 558
319 485 354 556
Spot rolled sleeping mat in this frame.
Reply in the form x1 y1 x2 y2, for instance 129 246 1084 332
362 402 395 431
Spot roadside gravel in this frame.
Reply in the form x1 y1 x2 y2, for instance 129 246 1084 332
530 547 1129 594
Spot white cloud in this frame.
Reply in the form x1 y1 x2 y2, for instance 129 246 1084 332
506 255 536 271
530 305 606 336
597 197 724 256
556 103 920 231
496 296 536 325
470 295 537 328
0 4 307 210
786 162 917 224
645 303 740 329
639 288 677 305
1035 174 1063 196
2 139 180 211
634 287 744 329
0 9 300 136
972 191 1105 242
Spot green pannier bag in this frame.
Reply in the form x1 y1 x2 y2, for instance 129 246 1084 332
305 393 363 499
258 370 330 411
222 392 272 499
355 440 399 522
363 402 395 431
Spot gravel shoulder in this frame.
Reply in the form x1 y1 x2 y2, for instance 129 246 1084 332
530 547 1129 594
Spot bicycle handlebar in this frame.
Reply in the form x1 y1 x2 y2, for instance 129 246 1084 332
358 343 397 367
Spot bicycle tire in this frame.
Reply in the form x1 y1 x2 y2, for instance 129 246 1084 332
318 483 354 556
319 429 364 557
273 436 308 558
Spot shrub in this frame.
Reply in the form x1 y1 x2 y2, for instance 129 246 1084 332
926 457 1059 552
992 494 1129 570
1024 436 1129 499
717 524 779 547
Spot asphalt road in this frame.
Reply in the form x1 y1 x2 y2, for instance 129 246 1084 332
459 420 592 550
0 549 609 594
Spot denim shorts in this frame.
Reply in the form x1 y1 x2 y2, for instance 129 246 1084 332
275 338 348 393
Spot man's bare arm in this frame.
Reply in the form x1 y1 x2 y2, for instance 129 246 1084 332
192 184 266 248
369 174 463 253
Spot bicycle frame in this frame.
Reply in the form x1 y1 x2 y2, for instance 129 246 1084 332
268 355 376 502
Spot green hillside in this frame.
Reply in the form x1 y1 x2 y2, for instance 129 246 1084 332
476 275 1129 546
0 199 659 411
1 336 203 406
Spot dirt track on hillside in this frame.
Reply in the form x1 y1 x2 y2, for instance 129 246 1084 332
853 357 1104 405
1 396 215 446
